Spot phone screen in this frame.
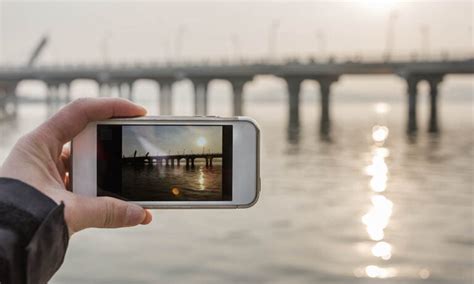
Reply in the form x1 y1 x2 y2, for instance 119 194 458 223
97 125 233 201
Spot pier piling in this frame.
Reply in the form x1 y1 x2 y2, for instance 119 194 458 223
428 76 443 133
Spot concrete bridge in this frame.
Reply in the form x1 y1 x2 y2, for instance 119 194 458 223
0 56 473 137
123 152 222 169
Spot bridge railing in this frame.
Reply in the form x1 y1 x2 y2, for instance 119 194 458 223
0 50 473 71
123 153 223 159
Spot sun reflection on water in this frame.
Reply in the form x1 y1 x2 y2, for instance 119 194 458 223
361 195 393 241
374 102 391 114
371 241 392 260
365 265 397 279
372 125 389 143
358 121 397 279
198 167 205 190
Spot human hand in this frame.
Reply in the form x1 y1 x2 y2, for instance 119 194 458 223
0 98 153 235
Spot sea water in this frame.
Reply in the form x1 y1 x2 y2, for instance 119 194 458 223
0 90 472 284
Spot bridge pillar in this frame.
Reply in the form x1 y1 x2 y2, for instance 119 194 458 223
231 80 247 116
62 82 71 104
46 83 63 112
206 157 209 167
0 82 18 118
193 80 209 115
318 77 338 137
110 83 120 98
406 78 419 134
159 81 173 115
284 77 303 143
428 76 443 133
119 82 133 101
11 84 18 116
191 158 195 168
117 83 124 99
46 84 54 106
285 77 303 130
0 88 5 116
99 83 110 97
99 83 104 97
118 82 130 99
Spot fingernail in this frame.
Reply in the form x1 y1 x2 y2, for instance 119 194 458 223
125 204 145 226
135 103 147 113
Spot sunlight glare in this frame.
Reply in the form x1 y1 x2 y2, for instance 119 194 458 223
358 0 398 11
366 146 389 192
197 136 207 147
374 102 390 114
362 195 393 241
365 265 397 278
370 175 387 192
371 241 392 260
372 125 389 143
374 147 390 158
198 168 205 190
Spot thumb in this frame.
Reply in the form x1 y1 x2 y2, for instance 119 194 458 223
69 196 149 233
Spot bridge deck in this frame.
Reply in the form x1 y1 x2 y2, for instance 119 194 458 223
123 153 223 161
0 59 473 83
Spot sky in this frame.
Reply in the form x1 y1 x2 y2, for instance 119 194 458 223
1 1 472 64
1 1 472 108
122 125 223 156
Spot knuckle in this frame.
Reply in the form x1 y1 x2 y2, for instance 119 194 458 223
101 197 127 227
15 132 41 152
102 197 115 227
16 132 33 147
72 97 90 104
69 97 90 108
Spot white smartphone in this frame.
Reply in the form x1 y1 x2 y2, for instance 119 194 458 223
71 116 260 209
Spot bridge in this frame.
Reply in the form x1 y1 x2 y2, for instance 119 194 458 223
0 55 473 137
123 152 222 169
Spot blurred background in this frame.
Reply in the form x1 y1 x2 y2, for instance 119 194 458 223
0 1 473 283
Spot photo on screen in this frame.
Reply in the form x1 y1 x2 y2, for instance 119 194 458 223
97 125 233 201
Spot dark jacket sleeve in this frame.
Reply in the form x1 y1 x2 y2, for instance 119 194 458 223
0 178 69 284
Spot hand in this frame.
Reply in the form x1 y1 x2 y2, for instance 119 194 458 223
0 98 153 235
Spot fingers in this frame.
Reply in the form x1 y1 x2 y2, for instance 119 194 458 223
68 195 150 233
35 98 147 150
143 210 153 225
59 143 71 173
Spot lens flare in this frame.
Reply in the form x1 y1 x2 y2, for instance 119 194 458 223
171 187 180 196
419 268 431 279
197 136 207 147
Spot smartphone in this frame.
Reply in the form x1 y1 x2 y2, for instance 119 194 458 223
71 116 260 209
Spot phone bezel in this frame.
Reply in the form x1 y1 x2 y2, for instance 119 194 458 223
71 116 260 209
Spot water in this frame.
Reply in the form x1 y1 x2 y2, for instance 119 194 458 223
121 163 223 201
0 97 472 284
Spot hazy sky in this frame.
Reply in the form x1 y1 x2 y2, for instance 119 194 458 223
1 1 472 64
1 1 472 110
122 125 222 156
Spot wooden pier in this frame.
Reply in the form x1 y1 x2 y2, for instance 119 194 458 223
123 152 223 169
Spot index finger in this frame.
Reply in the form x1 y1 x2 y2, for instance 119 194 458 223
37 97 147 147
